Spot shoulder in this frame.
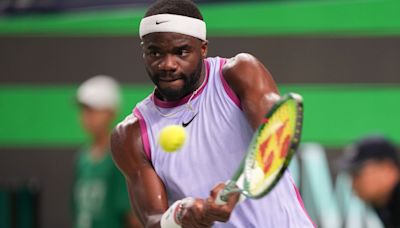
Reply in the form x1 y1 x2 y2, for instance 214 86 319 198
222 53 263 78
223 53 259 68
221 53 275 97
219 53 279 128
221 53 272 89
112 113 140 144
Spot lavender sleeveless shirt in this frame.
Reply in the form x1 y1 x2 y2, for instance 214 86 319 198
133 57 314 227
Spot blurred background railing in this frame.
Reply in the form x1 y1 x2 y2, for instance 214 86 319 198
289 144 384 228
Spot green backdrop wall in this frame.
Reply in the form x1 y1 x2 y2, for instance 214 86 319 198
1 84 399 147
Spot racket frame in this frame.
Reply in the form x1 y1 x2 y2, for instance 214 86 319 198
218 93 303 202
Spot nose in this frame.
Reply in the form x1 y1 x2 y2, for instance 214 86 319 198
158 54 178 72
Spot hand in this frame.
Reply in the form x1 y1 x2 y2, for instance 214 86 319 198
180 183 240 228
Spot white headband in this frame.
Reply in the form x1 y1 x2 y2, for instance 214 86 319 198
139 14 206 41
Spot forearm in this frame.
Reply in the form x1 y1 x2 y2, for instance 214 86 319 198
126 179 168 228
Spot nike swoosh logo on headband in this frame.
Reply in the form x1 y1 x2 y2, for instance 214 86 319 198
156 20 169 25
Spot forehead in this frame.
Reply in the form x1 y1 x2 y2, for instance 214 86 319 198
351 159 389 176
142 32 200 49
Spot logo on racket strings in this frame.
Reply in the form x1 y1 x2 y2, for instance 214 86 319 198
247 103 296 192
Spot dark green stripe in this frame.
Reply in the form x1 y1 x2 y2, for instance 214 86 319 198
0 84 399 147
0 0 400 36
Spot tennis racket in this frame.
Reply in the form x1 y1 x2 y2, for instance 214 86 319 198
216 93 303 204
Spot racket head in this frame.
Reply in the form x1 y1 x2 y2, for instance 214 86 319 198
241 93 303 199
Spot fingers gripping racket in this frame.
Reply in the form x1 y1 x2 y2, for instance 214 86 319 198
216 93 303 204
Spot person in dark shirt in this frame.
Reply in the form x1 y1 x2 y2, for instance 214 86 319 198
339 135 400 228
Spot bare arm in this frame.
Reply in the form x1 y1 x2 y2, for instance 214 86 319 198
112 115 241 228
111 114 168 228
222 53 280 129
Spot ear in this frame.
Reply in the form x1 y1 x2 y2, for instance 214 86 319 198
201 40 208 58
140 41 145 59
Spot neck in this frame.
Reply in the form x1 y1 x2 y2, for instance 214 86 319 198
193 61 206 93
90 131 110 160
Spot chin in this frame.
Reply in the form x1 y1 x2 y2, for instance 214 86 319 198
158 87 186 101
156 77 198 101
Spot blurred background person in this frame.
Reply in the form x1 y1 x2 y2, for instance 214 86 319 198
73 75 142 228
339 135 400 228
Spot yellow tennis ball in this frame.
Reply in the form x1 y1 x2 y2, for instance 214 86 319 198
159 125 187 152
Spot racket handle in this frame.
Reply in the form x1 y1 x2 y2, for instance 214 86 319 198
215 180 240 205
215 188 247 205
215 188 229 205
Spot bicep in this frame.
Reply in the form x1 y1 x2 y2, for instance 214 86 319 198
223 53 280 129
111 117 168 227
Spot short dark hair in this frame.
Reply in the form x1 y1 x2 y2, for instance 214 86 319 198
339 135 400 173
145 0 203 20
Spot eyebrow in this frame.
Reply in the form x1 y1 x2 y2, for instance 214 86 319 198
146 45 160 50
172 45 192 52
146 44 193 53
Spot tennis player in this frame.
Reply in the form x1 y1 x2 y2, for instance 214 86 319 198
111 0 314 227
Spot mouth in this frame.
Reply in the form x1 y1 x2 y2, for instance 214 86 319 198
157 76 184 88
159 77 182 82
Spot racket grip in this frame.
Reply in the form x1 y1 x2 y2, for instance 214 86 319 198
215 180 238 205
215 188 229 205
215 189 247 205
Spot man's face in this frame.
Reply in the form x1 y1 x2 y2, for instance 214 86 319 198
351 160 394 205
142 32 208 101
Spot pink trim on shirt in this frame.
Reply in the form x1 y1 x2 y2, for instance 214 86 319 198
152 60 210 108
219 58 242 109
292 182 316 227
133 108 151 161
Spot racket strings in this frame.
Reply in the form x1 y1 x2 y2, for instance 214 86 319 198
245 100 300 196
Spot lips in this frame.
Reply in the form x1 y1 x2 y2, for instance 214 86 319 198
158 77 182 83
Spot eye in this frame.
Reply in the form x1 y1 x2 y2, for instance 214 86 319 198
145 48 162 58
177 49 190 57
149 50 161 57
